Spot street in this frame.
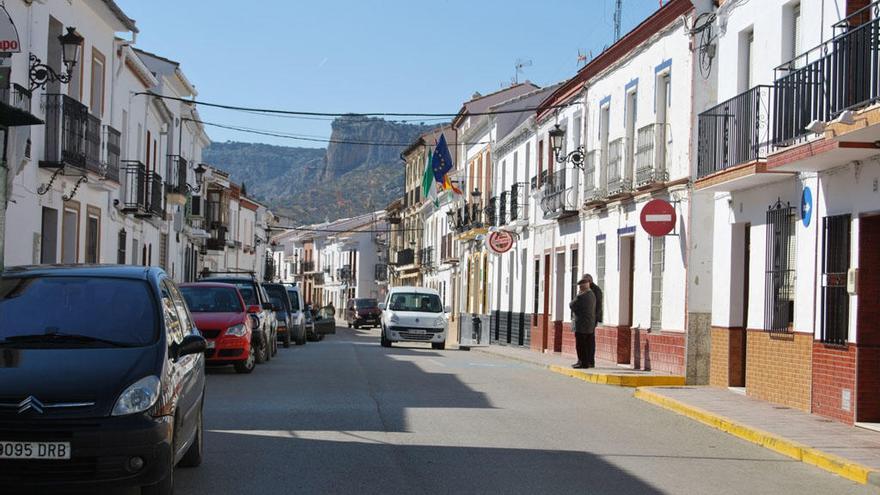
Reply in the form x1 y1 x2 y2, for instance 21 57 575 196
176 326 873 495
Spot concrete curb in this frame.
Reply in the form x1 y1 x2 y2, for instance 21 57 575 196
473 347 686 388
634 387 880 488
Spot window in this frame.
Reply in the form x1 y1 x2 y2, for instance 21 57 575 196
181 286 244 313
90 48 105 117
40 207 58 264
533 258 540 322
121 109 128 159
571 248 579 299
765 202 796 332
738 28 755 92
159 233 168 270
61 203 79 263
85 206 100 263
537 139 544 186
650 236 665 330
132 238 139 266
573 114 583 149
117 229 127 264
783 2 802 63
68 38 84 101
160 281 184 345
821 214 850 344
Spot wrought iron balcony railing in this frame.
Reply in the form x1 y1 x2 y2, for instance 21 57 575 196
396 248 415 266
698 85 772 178
538 168 580 219
509 182 528 222
419 246 435 269
166 155 188 195
374 263 388 282
606 138 632 196
634 123 670 187
774 3 880 145
302 260 316 273
42 93 94 171
485 196 498 227
498 191 508 225
121 160 148 214
103 125 121 182
147 172 164 218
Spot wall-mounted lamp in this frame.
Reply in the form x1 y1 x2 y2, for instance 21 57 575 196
29 27 83 92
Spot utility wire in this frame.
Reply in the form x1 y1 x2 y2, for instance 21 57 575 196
139 91 575 118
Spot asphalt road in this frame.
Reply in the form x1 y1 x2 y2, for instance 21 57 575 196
174 326 875 495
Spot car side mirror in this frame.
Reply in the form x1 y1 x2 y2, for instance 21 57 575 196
378 302 386 311
262 302 276 311
444 306 452 313
173 334 207 360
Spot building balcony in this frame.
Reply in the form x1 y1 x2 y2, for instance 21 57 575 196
508 182 528 223
0 83 42 127
302 260 316 273
634 123 669 189
484 196 498 227
583 151 606 207
538 168 580 220
374 263 388 282
40 94 100 173
165 155 189 196
121 161 148 215
418 246 434 270
337 265 352 282
498 191 508 225
439 233 457 264
605 138 632 198
103 125 121 182
206 227 228 251
395 248 415 267
147 172 164 218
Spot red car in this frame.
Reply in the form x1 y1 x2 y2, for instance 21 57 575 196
180 282 256 374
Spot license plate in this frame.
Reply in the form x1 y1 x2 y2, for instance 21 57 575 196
0 441 71 460
206 341 215 349
410 329 426 335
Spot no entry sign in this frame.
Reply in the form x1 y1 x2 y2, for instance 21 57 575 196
487 230 515 254
640 199 676 237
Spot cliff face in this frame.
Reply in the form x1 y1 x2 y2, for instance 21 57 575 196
203 116 433 224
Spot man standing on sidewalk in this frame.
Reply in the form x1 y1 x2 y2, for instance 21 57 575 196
570 275 596 369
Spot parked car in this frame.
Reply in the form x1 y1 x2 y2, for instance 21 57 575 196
345 297 381 329
284 284 307 345
303 304 317 341
0 265 206 495
264 283 306 347
200 274 277 363
180 282 256 373
380 286 448 349
313 305 337 336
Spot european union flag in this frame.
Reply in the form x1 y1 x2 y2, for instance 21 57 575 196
431 134 453 183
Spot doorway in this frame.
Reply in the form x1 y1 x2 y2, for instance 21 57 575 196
857 215 880 423
731 223 750 389
542 253 551 351
619 236 634 327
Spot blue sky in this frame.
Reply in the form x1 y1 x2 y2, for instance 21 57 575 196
118 0 662 148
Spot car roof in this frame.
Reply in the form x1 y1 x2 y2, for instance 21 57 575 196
388 286 440 296
179 282 240 290
2 264 163 282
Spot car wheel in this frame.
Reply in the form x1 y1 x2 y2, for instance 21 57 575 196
179 405 204 468
296 325 307 346
380 330 391 348
234 344 256 374
432 342 446 350
282 329 291 348
255 335 268 364
354 323 360 329
347 321 352 328
271 332 278 356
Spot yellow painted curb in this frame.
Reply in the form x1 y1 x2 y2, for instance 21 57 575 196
548 365 686 388
634 387 876 486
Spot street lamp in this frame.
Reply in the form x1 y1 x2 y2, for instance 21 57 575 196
548 124 586 169
184 163 207 193
29 27 84 91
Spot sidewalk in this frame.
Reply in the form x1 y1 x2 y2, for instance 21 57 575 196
636 386 880 488
473 343 686 387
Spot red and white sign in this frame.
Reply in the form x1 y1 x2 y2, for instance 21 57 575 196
640 199 676 237
486 230 515 254
0 7 20 54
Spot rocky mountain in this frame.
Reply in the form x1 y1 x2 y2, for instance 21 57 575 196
203 116 434 224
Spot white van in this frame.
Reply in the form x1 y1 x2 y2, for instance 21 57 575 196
379 286 449 350
284 283 307 345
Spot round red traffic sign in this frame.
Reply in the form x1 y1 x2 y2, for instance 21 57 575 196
487 230 515 254
640 199 676 237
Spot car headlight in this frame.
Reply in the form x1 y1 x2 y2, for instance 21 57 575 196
435 317 446 328
226 324 247 337
112 376 160 416
389 314 400 324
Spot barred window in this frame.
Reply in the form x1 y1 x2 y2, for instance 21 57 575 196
570 248 579 299
117 229 127 265
596 239 606 293
650 236 665 331
765 201 796 332
821 214 850 344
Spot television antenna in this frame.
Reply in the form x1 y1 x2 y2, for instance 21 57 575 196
613 0 623 41
514 58 532 84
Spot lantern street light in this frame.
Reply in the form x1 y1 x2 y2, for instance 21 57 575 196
29 27 84 92
548 124 586 169
184 163 208 193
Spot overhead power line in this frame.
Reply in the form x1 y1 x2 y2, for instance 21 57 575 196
139 91 575 118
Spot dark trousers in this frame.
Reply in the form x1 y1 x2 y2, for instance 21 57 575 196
575 332 595 367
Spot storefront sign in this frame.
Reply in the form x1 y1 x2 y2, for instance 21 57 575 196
801 187 813 228
0 6 20 53
486 230 514 254
640 199 676 237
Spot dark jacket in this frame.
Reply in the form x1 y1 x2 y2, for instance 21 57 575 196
592 284 604 323
569 289 596 334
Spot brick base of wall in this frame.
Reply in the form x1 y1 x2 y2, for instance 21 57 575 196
631 329 685 375
746 330 812 412
550 321 564 353
531 316 546 352
710 327 746 388
595 326 631 364
812 342 856 424
560 323 575 356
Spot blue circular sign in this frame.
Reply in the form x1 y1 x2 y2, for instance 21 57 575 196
801 187 813 227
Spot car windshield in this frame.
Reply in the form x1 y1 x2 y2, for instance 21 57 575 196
264 286 289 311
355 298 378 309
0 276 158 347
388 293 442 313
180 286 243 313
286 290 300 311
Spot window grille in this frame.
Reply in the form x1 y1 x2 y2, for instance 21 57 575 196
765 200 796 332
117 229 127 265
821 214 850 344
650 236 665 330
571 248 579 299
596 240 606 293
